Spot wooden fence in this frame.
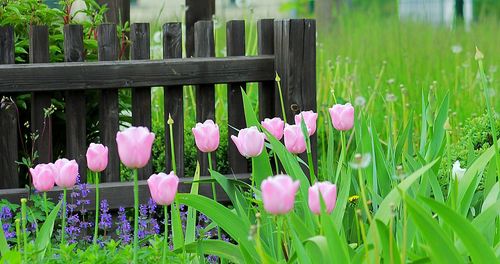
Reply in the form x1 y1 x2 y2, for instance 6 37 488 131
0 6 316 209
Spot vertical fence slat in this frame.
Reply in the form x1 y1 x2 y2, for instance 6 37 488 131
194 21 216 175
64 24 87 182
0 26 18 188
274 19 317 174
98 24 120 182
226 20 248 174
257 19 276 120
163 23 184 177
130 23 152 180
30 25 52 165
185 0 215 58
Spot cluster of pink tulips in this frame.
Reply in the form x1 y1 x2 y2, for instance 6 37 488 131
28 100 354 261
261 175 337 215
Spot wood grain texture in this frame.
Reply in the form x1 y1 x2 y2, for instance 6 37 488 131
257 19 276 120
64 24 87 182
96 0 130 59
0 173 251 210
226 20 248 174
185 0 215 58
194 21 216 176
0 56 275 93
274 19 317 174
163 22 184 177
130 23 152 180
29 25 52 165
0 26 18 189
98 24 120 182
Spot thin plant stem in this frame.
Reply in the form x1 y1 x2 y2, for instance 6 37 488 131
168 114 177 174
207 153 221 241
276 216 282 261
133 169 139 263
273 152 279 174
15 219 21 251
21 198 27 263
276 74 287 123
61 189 67 244
162 205 169 264
43 192 48 219
93 171 100 244
476 54 500 179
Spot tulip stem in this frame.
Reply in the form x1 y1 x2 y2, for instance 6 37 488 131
275 216 283 261
162 205 169 264
93 171 100 245
61 188 67 244
356 168 372 224
43 192 48 219
207 153 222 242
133 169 139 263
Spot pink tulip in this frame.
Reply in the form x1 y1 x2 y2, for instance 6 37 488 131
30 163 55 192
116 126 155 169
308 181 337 214
52 159 79 188
86 143 108 172
329 103 354 131
147 172 179 206
261 175 300 215
192 120 220 153
294 110 318 136
231 126 266 158
261 117 285 140
283 124 307 154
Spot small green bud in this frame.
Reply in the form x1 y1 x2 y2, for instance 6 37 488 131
475 47 484 61
167 113 174 125
20 198 27 204
275 73 281 82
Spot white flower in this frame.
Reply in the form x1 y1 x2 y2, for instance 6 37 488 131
349 153 371 169
452 160 466 181
451 45 463 54
354 96 366 107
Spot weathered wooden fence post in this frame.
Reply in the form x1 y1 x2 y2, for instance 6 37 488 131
194 21 216 176
257 19 276 120
130 23 153 179
274 19 317 173
0 26 18 189
227 20 248 174
30 25 53 165
97 24 120 182
185 0 215 58
64 24 87 181
163 23 185 177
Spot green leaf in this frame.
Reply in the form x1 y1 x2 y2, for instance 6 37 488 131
0 220 10 256
458 141 500 214
34 201 62 261
404 195 464 264
374 159 439 224
422 197 499 263
374 220 402 264
241 89 273 187
185 163 201 244
321 213 350 264
175 239 244 263
171 201 185 250
210 170 250 225
176 193 258 259
304 236 329 263
288 227 313 264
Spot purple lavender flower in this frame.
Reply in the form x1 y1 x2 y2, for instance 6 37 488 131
99 199 112 230
116 207 131 244
66 214 81 244
0 206 12 219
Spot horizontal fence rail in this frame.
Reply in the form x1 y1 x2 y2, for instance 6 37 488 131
0 174 251 209
0 56 275 93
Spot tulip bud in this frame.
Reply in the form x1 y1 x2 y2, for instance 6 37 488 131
261 175 299 215
231 126 266 158
283 124 307 154
116 126 155 169
261 117 285 140
308 181 337 214
147 172 179 206
52 159 79 189
86 143 108 172
192 120 220 153
294 110 318 136
328 103 354 131
29 163 55 192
